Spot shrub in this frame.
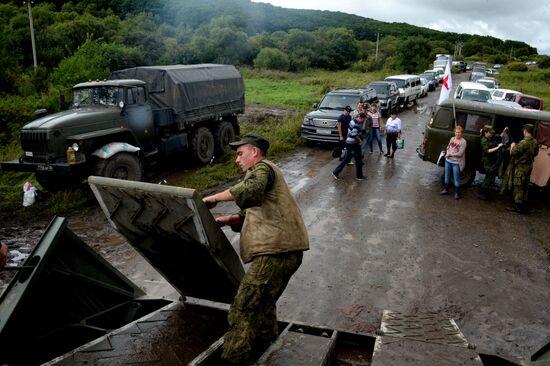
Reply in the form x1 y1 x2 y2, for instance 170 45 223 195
507 62 528 72
254 47 290 71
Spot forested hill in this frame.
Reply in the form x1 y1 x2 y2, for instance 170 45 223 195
40 0 533 51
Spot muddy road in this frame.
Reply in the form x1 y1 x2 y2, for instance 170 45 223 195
1 72 549 362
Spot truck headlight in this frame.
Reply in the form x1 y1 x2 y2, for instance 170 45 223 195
72 142 80 152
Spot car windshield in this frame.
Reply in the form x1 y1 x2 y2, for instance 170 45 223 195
369 84 388 96
420 73 434 80
462 89 492 102
385 79 405 88
72 87 120 108
318 94 361 110
472 66 486 73
518 97 541 110
477 80 495 88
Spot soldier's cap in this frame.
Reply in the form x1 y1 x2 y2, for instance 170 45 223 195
344 106 353 112
523 123 534 134
229 134 270 154
483 125 495 133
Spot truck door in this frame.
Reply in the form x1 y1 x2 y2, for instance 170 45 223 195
125 86 154 141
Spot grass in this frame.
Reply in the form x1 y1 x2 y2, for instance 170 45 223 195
495 68 550 110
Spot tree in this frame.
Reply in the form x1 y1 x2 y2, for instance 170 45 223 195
393 36 431 73
254 47 290 71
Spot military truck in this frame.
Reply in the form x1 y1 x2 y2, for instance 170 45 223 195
1 64 245 192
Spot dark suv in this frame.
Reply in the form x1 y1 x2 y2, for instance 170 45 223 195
367 81 399 116
301 88 378 143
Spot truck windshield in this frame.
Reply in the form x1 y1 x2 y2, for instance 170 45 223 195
73 87 120 108
318 95 361 110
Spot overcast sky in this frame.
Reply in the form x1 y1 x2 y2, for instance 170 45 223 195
252 0 550 56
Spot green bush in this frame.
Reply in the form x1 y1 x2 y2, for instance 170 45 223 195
254 47 291 71
538 56 550 69
507 62 528 72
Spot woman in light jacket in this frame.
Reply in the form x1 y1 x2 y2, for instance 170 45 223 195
441 125 467 199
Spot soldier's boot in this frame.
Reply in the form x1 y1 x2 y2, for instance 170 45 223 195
509 203 522 213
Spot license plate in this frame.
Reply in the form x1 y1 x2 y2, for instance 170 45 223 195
36 165 54 172
24 151 33 157
316 129 331 135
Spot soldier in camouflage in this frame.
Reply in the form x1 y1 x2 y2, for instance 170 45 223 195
503 124 539 213
478 125 504 200
203 134 309 365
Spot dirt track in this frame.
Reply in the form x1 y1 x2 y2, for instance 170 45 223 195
1 72 549 362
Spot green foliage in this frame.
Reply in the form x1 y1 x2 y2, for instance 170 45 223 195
497 69 550 110
507 62 528 72
539 56 550 69
244 79 319 109
393 36 431 73
0 95 40 144
254 48 290 71
51 37 142 88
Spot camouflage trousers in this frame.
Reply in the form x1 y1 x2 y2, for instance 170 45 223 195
222 251 303 364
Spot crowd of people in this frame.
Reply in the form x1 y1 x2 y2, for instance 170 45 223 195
330 103 539 213
439 123 538 212
332 102 402 181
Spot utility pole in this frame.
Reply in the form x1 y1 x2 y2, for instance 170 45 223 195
26 1 38 70
375 32 380 61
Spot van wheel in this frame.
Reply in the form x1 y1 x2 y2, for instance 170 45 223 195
459 166 476 186
440 166 476 187
102 153 144 181
214 121 236 156
191 127 215 164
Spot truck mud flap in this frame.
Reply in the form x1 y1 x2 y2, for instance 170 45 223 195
88 176 245 304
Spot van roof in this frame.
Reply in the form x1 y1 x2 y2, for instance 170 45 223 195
438 98 550 121
458 81 490 90
384 74 420 80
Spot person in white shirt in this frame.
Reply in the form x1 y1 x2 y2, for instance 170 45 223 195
384 111 402 158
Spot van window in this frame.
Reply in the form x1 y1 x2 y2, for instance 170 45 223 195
456 112 491 133
434 109 453 129
494 115 533 143
385 78 406 88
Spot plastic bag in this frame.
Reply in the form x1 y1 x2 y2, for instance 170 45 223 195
396 138 405 150
23 182 36 207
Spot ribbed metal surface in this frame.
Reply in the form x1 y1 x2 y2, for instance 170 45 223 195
21 130 49 154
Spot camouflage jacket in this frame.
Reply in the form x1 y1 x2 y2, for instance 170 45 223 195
480 135 502 171
510 135 539 173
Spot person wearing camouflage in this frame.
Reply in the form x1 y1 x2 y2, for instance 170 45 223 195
503 124 539 213
203 134 309 364
478 125 504 200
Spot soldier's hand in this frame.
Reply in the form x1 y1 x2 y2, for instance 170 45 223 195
203 196 218 209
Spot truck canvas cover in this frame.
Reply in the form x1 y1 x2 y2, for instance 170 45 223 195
88 176 245 304
109 64 245 123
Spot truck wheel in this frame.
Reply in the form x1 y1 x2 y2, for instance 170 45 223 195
214 121 236 156
192 127 215 164
102 153 143 181
36 172 78 192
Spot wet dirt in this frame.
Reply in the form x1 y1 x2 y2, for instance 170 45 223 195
1 73 549 363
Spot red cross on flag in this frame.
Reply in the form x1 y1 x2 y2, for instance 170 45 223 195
438 60 453 104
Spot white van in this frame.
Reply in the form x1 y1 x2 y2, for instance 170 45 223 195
384 74 422 106
453 81 492 103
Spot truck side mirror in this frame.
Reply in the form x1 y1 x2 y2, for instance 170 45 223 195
313 103 318 108
119 101 126 115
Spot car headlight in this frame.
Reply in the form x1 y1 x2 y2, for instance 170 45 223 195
303 117 313 126
72 142 80 152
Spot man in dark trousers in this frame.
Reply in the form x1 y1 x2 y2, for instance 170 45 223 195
478 125 504 200
503 124 539 213
203 134 309 364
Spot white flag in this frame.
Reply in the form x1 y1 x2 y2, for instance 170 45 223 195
438 60 453 104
